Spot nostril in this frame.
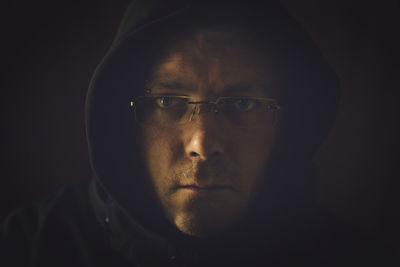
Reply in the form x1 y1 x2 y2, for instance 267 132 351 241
185 130 223 160
190 151 199 157
188 150 220 159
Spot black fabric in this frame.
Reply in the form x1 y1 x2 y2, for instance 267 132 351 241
2 0 398 266
2 181 397 266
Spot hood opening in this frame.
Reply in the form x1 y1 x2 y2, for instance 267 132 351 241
85 0 340 242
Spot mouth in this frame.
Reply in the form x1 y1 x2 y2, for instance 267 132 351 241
174 184 233 194
179 185 227 190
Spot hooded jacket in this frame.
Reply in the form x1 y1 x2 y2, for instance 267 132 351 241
2 1 397 266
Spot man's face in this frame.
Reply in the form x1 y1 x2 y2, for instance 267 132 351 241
138 30 282 237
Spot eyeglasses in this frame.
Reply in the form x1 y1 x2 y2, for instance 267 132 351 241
130 95 281 128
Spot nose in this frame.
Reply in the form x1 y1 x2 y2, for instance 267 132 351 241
184 107 224 161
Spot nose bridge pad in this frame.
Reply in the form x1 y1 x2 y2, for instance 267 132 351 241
213 104 219 114
188 103 218 122
188 104 198 122
202 104 219 115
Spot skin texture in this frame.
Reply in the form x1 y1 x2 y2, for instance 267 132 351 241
138 29 283 237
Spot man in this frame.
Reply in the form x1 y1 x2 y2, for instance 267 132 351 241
2 1 397 266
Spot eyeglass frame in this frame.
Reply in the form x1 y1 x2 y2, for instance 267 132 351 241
129 95 282 126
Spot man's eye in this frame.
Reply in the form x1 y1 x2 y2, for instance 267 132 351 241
155 97 177 108
233 98 256 111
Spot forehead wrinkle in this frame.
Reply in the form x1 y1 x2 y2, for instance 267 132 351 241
154 53 184 77
150 52 196 88
152 53 216 95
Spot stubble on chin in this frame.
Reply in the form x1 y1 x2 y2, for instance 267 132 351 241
156 160 247 236
172 202 235 237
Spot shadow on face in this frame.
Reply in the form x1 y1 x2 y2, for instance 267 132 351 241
138 28 284 237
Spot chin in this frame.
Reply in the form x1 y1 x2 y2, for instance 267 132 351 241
172 210 237 237
163 190 250 237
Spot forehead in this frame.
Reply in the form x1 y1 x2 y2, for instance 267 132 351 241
148 29 279 98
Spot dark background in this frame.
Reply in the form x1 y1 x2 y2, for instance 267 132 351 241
2 0 399 252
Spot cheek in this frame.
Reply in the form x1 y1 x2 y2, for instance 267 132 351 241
235 129 278 191
139 126 182 183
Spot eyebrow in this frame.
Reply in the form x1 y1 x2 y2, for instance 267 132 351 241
151 81 188 92
149 81 270 95
222 83 267 95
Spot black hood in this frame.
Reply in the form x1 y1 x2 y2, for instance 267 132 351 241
85 0 340 253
